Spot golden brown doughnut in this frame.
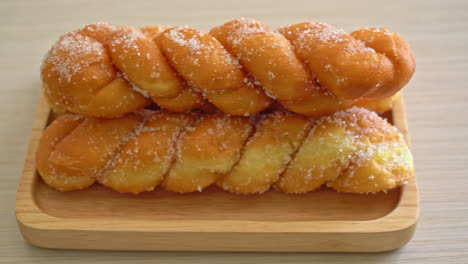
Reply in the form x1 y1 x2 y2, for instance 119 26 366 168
36 108 413 194
41 19 414 117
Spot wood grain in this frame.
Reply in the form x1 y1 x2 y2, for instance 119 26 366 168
1 0 468 262
15 94 418 252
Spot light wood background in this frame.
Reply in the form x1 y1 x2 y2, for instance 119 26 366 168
1 0 467 263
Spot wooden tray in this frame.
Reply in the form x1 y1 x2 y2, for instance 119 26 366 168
15 93 419 252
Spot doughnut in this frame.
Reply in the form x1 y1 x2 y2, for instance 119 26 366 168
41 19 414 117
36 107 414 194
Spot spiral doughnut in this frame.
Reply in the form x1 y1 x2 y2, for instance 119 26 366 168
41 19 414 118
36 107 413 194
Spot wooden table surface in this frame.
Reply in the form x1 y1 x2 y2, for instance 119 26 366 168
1 0 467 263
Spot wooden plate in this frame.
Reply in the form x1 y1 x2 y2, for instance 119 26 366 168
15 94 419 252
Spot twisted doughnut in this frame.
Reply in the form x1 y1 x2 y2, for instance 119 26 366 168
36 107 413 194
41 18 414 118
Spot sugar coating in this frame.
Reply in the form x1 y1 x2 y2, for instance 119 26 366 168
276 21 408 100
218 111 311 194
161 114 254 193
276 106 413 194
42 32 105 83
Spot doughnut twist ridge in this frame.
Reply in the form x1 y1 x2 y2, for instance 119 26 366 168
36 107 414 194
41 18 415 118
